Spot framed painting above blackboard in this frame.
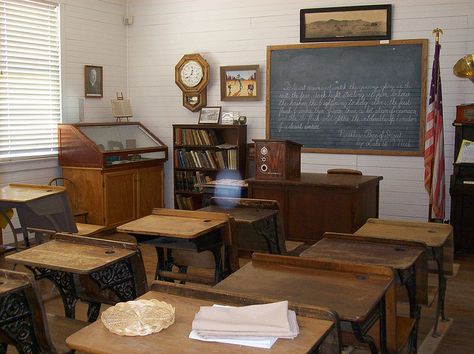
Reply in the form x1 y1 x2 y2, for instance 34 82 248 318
266 39 428 156
300 5 392 43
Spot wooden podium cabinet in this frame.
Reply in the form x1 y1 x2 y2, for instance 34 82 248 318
58 123 168 228
247 173 382 243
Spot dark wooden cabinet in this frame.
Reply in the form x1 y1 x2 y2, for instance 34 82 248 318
247 173 382 243
58 122 168 228
173 124 247 209
450 120 474 251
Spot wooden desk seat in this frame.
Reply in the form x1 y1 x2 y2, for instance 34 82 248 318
0 269 88 353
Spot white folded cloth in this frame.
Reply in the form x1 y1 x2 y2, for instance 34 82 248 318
192 301 299 339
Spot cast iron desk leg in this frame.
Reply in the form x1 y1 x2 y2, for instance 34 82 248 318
28 267 78 319
351 296 386 354
431 246 447 337
252 215 281 254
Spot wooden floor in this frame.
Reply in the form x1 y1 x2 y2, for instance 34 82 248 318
2 243 474 353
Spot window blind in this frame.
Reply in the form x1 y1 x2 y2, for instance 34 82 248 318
0 0 60 160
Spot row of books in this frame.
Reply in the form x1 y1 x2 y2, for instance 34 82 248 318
175 171 212 192
175 194 197 210
174 128 221 146
175 148 238 170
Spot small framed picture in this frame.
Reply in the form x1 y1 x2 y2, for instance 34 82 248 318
84 65 103 98
198 106 221 124
220 65 259 101
300 5 391 43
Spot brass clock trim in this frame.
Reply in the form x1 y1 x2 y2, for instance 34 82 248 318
175 54 210 94
182 89 207 112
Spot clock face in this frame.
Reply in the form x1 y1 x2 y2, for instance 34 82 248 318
180 60 203 88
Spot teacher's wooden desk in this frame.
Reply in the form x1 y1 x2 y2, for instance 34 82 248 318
355 218 452 336
300 232 427 353
117 208 238 283
215 253 394 354
5 233 147 322
66 281 340 354
247 173 382 243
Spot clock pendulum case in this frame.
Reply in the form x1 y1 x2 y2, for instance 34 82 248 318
175 54 210 112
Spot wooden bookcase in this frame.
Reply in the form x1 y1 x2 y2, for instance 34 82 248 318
173 124 247 209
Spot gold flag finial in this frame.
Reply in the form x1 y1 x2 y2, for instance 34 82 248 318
432 28 443 44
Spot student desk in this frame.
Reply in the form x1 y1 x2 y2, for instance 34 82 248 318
5 234 146 322
117 208 236 283
355 218 452 336
215 253 395 354
66 282 339 354
0 184 76 247
200 203 281 253
300 232 426 352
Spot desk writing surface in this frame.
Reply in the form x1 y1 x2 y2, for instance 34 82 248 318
355 218 452 247
0 277 29 295
215 259 391 323
199 205 277 224
5 239 135 274
301 237 424 270
117 214 226 239
66 291 333 354
0 184 64 203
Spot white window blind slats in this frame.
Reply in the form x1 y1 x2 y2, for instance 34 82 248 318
0 0 60 160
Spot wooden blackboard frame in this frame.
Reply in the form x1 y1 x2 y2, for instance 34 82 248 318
266 39 428 156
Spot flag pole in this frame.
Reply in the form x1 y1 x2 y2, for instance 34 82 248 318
428 28 443 221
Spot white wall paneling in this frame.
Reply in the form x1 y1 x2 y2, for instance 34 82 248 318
127 0 474 221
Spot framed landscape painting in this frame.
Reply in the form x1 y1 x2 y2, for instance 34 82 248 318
300 5 391 43
220 65 259 101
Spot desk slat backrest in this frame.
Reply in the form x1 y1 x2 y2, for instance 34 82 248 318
66 286 339 354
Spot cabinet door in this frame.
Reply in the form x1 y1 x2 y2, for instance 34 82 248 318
104 169 137 226
137 165 164 217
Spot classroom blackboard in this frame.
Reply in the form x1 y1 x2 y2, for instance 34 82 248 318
266 40 427 155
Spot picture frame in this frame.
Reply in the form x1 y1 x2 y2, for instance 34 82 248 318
220 65 259 101
84 65 103 98
300 5 391 43
198 106 221 124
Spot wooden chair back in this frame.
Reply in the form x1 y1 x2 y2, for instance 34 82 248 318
49 177 88 223
0 269 59 353
327 168 362 175
209 197 288 255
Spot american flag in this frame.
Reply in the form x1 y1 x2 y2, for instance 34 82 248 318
424 42 445 220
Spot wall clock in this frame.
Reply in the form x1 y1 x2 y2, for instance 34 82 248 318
175 54 210 111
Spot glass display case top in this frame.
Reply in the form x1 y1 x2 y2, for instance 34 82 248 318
78 123 163 152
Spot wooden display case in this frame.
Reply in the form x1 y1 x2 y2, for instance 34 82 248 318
58 122 168 228
173 124 247 210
